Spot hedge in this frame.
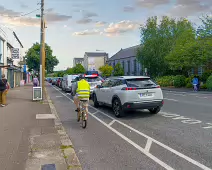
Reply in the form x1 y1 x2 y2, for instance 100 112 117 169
206 75 212 91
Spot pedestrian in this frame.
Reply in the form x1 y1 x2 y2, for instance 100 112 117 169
0 74 9 107
192 76 198 92
33 76 39 87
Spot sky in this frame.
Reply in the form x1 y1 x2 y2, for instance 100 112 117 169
0 0 212 70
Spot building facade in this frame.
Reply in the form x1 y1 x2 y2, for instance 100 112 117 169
0 31 24 88
107 45 142 76
83 52 108 72
73 58 84 67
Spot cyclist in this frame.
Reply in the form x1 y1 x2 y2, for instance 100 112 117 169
72 74 90 116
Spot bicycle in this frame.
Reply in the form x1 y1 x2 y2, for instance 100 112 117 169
77 100 88 128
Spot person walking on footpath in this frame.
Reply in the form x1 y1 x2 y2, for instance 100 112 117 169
0 74 9 107
33 76 39 87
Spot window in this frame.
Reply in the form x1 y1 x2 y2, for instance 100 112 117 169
134 60 137 75
113 79 124 87
126 78 157 88
101 80 110 87
127 61 130 75
198 67 203 75
85 76 101 82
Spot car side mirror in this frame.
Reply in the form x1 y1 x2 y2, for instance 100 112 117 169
96 85 102 88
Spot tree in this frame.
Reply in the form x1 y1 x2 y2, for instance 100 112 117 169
113 62 124 76
99 64 113 77
66 68 74 75
72 64 85 74
197 15 212 38
25 42 59 73
137 16 195 77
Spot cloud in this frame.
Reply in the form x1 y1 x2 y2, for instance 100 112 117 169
136 0 170 8
73 29 101 36
95 21 107 27
45 12 72 22
104 20 140 36
169 0 212 17
76 18 93 24
0 6 72 27
0 5 20 17
83 11 98 18
123 6 135 12
20 4 28 9
76 10 97 24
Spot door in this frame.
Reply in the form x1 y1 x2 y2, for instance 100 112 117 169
96 80 110 103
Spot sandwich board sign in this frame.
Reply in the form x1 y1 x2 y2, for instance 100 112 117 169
33 87 42 101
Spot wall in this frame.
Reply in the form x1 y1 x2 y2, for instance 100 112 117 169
88 56 106 72
108 57 142 76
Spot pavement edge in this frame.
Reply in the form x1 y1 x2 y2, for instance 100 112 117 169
45 88 82 170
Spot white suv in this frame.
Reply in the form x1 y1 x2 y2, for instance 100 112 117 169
92 76 164 117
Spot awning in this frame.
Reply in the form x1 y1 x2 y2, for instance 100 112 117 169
0 65 22 71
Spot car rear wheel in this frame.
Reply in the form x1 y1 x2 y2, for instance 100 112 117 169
148 107 161 114
93 94 99 108
112 98 125 118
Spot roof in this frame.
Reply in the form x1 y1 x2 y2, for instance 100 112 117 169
85 52 108 57
73 58 84 60
108 45 140 61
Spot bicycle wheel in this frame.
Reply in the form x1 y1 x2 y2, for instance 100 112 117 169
82 111 87 128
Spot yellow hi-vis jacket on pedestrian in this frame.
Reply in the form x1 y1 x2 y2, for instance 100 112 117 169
76 79 90 99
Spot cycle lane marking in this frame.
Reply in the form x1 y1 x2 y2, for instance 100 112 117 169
51 85 212 170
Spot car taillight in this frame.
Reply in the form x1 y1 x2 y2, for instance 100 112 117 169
121 87 137 90
156 85 160 88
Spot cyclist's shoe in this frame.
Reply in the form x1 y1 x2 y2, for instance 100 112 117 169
75 108 80 112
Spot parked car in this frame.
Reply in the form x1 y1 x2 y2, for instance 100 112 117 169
52 78 58 85
62 75 78 92
71 75 103 97
92 76 164 117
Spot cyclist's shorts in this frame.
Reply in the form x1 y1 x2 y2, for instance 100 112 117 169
74 95 89 107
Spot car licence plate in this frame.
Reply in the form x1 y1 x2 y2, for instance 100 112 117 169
140 93 152 97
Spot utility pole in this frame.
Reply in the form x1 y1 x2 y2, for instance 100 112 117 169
39 0 45 100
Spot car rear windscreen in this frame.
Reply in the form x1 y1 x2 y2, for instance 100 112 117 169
126 78 157 88
85 77 101 82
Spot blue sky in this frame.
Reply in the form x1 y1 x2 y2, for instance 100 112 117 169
0 0 211 70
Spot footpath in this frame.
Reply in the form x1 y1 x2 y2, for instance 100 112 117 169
162 87 212 94
0 84 81 170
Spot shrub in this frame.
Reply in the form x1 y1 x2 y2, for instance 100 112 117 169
173 75 186 88
202 70 212 82
200 84 207 89
206 75 212 91
155 76 175 87
186 83 193 88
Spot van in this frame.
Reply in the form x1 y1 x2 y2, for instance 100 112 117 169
62 75 78 92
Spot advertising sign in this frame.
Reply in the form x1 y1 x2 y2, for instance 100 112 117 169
12 48 19 59
88 57 96 71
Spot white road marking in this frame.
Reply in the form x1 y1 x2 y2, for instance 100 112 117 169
56 96 63 98
181 119 202 124
145 138 152 152
51 85 212 170
202 123 212 129
36 114 56 119
173 94 186 96
164 98 178 102
108 120 116 126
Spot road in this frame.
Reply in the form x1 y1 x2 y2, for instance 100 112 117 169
47 84 212 170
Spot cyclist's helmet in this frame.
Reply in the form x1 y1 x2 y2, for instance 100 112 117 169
78 74 85 80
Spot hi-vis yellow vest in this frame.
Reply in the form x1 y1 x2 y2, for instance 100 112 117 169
76 80 90 98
